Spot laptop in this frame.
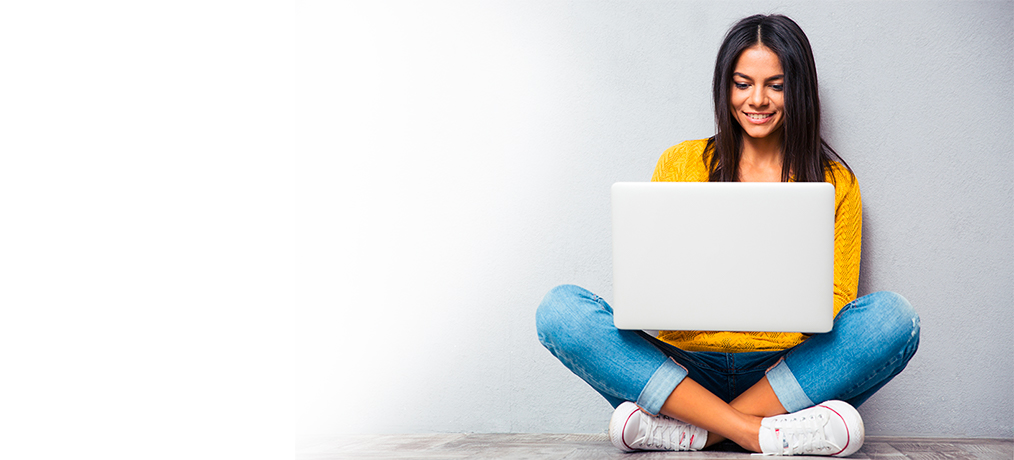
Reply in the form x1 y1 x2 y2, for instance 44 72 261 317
611 182 834 333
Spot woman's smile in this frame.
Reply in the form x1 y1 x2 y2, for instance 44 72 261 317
744 112 776 123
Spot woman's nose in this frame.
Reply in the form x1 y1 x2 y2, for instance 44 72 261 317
750 87 766 107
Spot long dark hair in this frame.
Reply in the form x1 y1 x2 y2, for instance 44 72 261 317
706 14 852 183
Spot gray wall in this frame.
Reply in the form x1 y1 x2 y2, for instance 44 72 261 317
297 1 1014 439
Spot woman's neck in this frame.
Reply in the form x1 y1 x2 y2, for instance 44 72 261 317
738 134 784 182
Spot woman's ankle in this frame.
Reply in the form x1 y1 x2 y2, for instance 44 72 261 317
730 414 763 452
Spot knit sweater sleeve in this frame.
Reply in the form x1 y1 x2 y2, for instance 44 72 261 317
830 165 862 317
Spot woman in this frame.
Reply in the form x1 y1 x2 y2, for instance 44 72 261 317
535 14 919 457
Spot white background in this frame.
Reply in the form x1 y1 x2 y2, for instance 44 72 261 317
1 2 292 459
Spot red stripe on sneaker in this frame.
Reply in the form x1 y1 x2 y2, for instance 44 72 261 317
818 404 849 456
621 410 637 451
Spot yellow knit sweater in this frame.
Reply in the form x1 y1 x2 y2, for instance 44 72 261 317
651 139 862 352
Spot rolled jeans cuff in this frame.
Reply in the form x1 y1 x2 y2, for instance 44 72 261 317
636 357 688 416
766 358 815 413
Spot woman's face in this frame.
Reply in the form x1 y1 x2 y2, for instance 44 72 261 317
730 45 785 141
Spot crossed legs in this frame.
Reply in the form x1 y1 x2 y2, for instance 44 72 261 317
536 285 920 453
660 376 782 451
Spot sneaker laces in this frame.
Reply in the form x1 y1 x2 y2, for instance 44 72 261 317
635 414 697 451
765 410 841 455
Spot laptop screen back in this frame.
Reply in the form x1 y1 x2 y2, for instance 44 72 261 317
611 182 834 333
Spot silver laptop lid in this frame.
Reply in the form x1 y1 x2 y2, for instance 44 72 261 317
611 182 834 333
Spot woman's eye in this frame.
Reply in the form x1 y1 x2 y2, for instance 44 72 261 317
771 84 784 91
734 82 749 90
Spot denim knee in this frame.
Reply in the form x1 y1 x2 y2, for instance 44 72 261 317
775 290 920 410
865 291 920 352
535 284 687 414
536 284 595 349
535 284 612 371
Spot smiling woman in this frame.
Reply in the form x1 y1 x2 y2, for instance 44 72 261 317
535 14 921 457
707 15 846 184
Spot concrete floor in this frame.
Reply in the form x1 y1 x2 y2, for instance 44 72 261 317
297 433 1014 459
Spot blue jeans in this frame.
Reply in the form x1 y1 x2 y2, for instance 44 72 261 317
535 285 920 416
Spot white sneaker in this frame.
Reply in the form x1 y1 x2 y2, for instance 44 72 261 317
758 400 864 457
608 401 708 452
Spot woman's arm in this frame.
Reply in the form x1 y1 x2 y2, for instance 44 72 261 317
831 167 862 317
